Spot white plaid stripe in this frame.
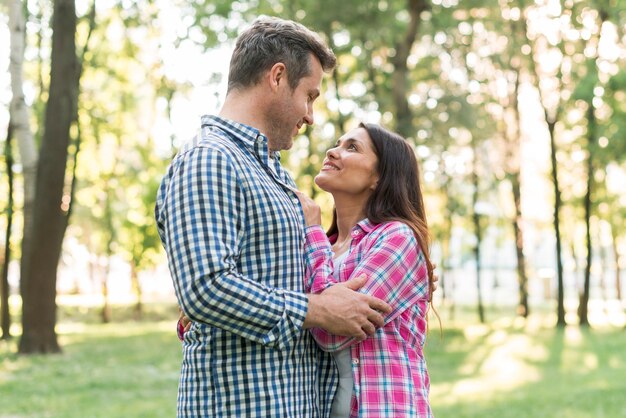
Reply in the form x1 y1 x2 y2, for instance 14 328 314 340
156 115 336 417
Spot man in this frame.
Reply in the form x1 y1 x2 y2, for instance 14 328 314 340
155 16 391 417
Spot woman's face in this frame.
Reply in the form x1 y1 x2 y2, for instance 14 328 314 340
314 127 379 197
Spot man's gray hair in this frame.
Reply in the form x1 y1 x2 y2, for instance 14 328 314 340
227 16 336 92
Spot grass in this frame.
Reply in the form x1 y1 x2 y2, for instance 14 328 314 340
1 304 625 417
0 304 182 418
425 313 626 418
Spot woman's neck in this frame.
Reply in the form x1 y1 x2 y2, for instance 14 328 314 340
333 194 368 244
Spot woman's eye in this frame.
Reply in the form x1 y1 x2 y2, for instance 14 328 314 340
348 144 357 150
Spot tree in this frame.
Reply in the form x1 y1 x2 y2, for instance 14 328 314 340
118 143 167 319
1 122 14 340
470 134 486 324
571 4 610 327
10 0 38 232
493 8 530 318
578 97 596 327
390 0 429 138
19 0 78 354
526 1 569 327
503 65 530 318
9 0 38 339
604 70 626 304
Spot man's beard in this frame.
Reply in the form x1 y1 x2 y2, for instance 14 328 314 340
266 106 296 152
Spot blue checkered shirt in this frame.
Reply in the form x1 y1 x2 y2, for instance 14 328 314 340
156 115 337 417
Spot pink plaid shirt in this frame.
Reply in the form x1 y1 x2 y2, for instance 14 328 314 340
304 219 432 418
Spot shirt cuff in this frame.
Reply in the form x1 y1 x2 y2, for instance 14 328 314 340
304 225 330 252
176 318 185 341
270 289 309 350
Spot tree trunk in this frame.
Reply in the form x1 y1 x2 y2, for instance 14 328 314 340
437 168 454 320
391 0 427 138
526 9 567 327
571 241 580 288
597 226 608 305
35 3 46 101
19 0 78 354
331 68 347 136
323 25 347 138
611 226 622 302
442 176 455 317
1 122 14 340
101 257 111 324
547 119 566 327
511 173 528 317
130 260 143 320
509 68 529 318
471 139 484 324
444 219 455 322
101 173 117 324
578 105 595 327
66 1 96 221
439 214 451 306
10 0 38 314
101 207 113 324
9 0 38 191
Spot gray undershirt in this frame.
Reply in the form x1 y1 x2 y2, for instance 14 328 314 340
329 250 353 418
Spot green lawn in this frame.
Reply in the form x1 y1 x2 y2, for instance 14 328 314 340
0 320 181 418
1 306 625 418
426 314 626 418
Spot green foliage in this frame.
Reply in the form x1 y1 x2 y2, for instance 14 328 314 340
3 0 626 329
603 70 626 162
571 62 599 102
65 2 176 286
117 142 167 271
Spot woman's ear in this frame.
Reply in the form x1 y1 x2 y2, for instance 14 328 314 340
369 175 379 191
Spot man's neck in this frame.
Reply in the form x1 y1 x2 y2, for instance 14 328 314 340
219 88 268 135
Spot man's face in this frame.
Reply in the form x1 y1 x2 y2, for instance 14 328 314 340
266 54 323 151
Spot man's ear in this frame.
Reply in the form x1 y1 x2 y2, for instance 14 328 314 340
268 62 288 92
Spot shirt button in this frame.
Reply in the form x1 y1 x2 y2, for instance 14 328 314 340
352 358 359 365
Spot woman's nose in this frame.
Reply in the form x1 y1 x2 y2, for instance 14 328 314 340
326 146 339 159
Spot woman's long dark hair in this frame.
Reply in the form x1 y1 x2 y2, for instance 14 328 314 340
327 123 435 302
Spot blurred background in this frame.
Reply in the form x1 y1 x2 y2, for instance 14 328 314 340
0 0 625 417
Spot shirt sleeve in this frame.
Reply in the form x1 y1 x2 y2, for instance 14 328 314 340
157 145 308 350
302 225 336 293
303 223 429 352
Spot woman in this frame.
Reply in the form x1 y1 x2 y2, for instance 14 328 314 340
298 122 435 418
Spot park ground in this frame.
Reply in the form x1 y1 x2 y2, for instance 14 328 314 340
1 302 625 418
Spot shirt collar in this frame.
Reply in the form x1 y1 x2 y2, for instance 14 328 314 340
329 218 378 243
354 218 377 234
200 115 282 163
